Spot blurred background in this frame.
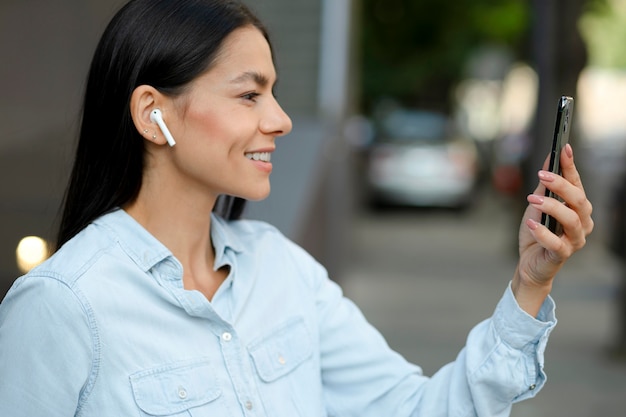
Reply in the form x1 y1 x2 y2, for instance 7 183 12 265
2 0 626 414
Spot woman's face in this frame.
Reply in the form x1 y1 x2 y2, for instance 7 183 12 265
165 26 292 202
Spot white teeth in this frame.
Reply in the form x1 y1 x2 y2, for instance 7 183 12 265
245 152 271 162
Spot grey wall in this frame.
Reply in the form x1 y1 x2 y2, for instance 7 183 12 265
246 0 323 116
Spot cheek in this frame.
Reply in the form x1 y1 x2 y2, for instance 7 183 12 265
184 106 232 141
176 117 214 152
177 100 253 157
183 105 217 135
180 119 244 168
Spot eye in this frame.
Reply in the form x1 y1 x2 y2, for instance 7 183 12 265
241 92 260 102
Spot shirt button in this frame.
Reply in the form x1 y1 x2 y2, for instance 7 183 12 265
245 400 253 410
278 355 286 365
178 386 188 399
529 384 537 390
222 332 232 342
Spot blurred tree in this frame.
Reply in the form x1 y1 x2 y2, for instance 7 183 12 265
360 0 530 112
524 0 591 193
579 0 626 68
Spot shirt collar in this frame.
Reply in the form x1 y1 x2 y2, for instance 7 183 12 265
210 212 244 267
93 209 244 273
94 209 173 272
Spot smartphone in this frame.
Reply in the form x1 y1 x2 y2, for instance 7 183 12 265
541 96 574 234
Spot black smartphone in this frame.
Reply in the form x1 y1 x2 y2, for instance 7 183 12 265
541 96 574 234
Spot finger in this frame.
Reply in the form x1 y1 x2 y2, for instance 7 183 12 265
525 218 568 262
529 190 593 250
559 144 585 190
524 203 585 266
538 169 594 235
525 193 545 225
539 196 587 249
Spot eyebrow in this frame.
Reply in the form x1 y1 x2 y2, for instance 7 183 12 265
229 71 271 87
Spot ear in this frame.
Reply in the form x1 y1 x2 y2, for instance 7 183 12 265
130 85 170 146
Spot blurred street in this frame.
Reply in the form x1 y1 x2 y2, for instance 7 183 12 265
341 187 626 416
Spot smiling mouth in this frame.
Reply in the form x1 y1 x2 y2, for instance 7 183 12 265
245 152 271 162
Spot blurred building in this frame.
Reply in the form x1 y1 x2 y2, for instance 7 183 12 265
0 0 357 299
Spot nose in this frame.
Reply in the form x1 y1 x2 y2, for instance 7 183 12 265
260 97 292 137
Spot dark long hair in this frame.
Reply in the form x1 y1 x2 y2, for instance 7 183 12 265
56 0 269 249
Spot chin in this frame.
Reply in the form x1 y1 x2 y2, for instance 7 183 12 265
242 186 271 202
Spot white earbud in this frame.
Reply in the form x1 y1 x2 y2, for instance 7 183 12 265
150 109 176 147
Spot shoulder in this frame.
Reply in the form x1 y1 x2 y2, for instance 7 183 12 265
1 214 126 308
31 221 117 287
27 209 162 288
1 221 112 323
0 261 97 368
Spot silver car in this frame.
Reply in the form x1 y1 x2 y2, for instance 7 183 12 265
366 109 480 209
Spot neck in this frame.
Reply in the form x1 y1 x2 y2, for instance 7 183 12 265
124 178 219 274
129 200 214 263
126 192 230 300
126 151 235 300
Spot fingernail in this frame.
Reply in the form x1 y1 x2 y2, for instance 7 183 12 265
526 218 539 230
538 171 555 181
528 194 544 205
565 143 573 158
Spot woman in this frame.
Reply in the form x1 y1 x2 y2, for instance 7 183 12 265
0 0 593 416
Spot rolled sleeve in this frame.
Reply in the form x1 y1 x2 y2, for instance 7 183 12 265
493 282 557 350
467 282 557 414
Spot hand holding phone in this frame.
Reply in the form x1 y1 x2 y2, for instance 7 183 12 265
541 96 574 234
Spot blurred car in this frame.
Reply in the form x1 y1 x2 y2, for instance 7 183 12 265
365 109 480 209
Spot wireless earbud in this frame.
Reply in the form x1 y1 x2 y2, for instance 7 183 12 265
150 109 176 147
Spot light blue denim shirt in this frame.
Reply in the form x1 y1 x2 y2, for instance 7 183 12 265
0 209 556 417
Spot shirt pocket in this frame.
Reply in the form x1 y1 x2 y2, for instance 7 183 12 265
129 358 225 417
248 316 314 382
248 317 319 417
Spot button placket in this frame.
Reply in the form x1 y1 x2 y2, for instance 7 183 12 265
217 329 261 414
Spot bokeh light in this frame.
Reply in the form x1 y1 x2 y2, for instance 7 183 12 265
16 236 49 274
